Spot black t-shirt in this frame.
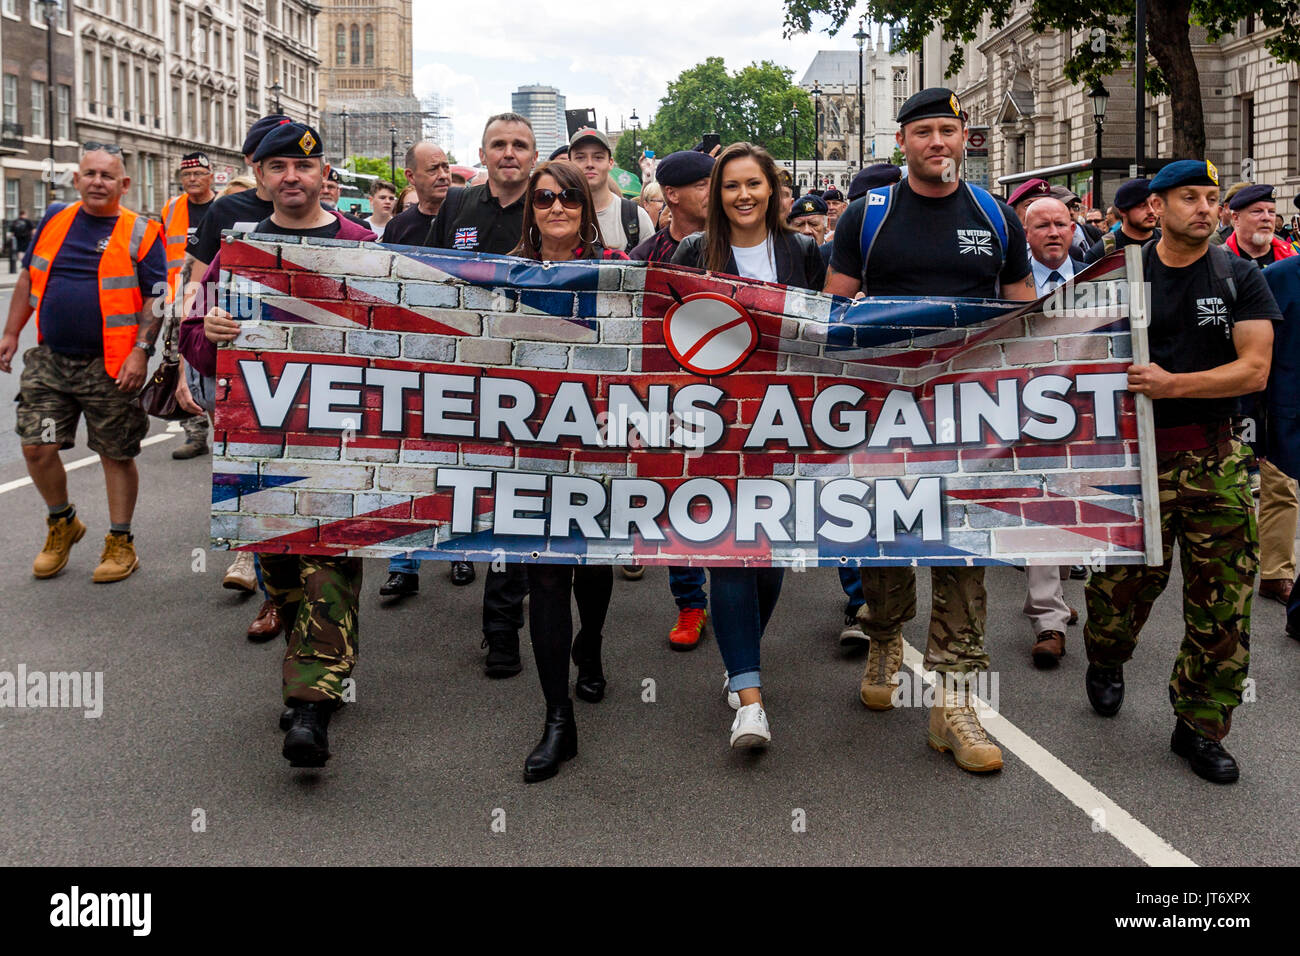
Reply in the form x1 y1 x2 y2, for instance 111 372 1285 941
829 179 1029 297
1144 244 1281 428
251 216 342 240
426 184 525 255
1233 245 1275 270
382 204 436 247
189 189 276 265
1082 226 1158 264
11 217 33 245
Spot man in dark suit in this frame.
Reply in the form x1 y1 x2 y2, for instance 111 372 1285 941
1264 255 1300 638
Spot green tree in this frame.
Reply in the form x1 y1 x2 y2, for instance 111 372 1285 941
623 58 817 167
781 1 1300 158
347 156 407 192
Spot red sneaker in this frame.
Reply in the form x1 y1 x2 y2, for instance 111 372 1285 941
669 607 707 651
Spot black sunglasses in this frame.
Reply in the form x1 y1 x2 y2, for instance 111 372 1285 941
531 187 584 210
82 142 122 154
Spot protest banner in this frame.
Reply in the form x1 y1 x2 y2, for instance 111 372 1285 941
209 235 1158 568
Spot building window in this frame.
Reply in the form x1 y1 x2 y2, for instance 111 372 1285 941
364 24 374 66
82 52 93 110
100 56 110 107
201 93 210 139
1240 94 1255 173
215 96 223 143
134 67 144 119
1146 105 1159 158
892 69 908 120
33 180 46 218
336 24 345 65
2 76 16 126
31 81 46 138
149 71 158 125
170 3 179 49
171 86 179 132
228 103 235 146
5 180 19 221
186 89 195 137
118 62 128 112
144 154 154 211
350 24 360 65
145 0 154 32
2 0 15 17
1291 83 1300 178
56 84 69 139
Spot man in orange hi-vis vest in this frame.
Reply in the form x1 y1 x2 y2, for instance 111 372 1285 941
0 145 166 584
160 151 216 461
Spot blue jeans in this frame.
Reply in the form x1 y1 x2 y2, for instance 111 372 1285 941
839 566 863 615
669 566 707 610
388 556 419 574
710 566 785 692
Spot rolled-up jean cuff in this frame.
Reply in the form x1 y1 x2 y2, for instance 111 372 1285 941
727 670 762 691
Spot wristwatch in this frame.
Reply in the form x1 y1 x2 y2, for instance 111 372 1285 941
134 341 156 357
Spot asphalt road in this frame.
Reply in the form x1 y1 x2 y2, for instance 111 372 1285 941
0 296 1297 867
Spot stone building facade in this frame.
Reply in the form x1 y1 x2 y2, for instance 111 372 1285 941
914 7 1296 208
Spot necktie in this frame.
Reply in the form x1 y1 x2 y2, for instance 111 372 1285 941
1047 270 1064 291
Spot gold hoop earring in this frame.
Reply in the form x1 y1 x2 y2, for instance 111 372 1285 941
583 222 599 245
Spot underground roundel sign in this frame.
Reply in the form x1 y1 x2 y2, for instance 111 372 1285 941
663 291 759 376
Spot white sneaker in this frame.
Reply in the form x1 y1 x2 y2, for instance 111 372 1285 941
730 702 771 748
723 672 740 710
222 550 257 592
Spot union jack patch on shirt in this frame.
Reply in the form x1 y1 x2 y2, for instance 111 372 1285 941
453 227 478 250
1196 296 1230 335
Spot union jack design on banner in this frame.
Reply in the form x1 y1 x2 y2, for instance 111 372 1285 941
209 235 1157 568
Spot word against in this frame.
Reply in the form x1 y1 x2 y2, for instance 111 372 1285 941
0 667 103 718
49 887 151 936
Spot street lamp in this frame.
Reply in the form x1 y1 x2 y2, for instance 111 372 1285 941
38 0 58 203
340 108 349 170
812 83 821 189
791 105 799 192
1090 80 1110 209
854 18 868 170
389 125 398 181
270 81 282 115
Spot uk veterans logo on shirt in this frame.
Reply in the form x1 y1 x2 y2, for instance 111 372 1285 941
453 226 478 250
957 228 992 256
1196 296 1230 335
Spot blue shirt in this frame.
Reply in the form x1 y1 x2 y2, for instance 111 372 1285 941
23 203 167 357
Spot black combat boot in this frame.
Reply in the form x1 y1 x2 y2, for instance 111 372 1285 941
1171 720 1239 783
482 631 522 678
283 701 332 767
1085 663 1124 716
523 701 577 783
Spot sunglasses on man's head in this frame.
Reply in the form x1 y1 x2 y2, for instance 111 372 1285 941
82 142 122 154
532 187 584 210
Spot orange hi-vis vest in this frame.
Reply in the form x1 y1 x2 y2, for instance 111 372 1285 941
27 202 162 377
160 193 192 303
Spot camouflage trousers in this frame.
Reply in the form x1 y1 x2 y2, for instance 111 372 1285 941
857 566 989 673
1084 439 1256 741
180 414 208 444
258 554 362 705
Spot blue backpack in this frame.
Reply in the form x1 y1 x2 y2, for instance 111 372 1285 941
857 181 1009 293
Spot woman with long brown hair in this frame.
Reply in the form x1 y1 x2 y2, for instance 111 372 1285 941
509 160 626 782
671 142 826 752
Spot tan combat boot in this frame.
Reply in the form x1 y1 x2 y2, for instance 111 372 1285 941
859 631 903 710
928 681 1003 773
33 512 87 578
92 533 140 583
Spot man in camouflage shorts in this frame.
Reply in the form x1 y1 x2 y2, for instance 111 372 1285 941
1083 160 1281 784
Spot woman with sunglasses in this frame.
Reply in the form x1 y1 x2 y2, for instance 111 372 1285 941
508 160 626 782
670 142 826 752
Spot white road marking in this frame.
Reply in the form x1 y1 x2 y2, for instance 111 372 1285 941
901 642 1197 867
0 433 176 495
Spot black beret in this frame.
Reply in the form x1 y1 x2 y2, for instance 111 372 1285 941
1113 178 1151 211
787 194 828 221
822 187 844 202
848 163 901 201
897 87 963 126
252 122 324 163
656 150 714 187
326 167 342 182
1227 183 1274 211
1149 159 1219 192
241 114 293 157
547 145 570 161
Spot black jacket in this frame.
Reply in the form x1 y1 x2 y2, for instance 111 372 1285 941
670 230 827 293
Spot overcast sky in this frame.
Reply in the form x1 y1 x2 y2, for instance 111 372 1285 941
412 1 862 164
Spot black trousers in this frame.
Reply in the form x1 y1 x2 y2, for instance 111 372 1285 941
482 563 528 638
526 563 613 706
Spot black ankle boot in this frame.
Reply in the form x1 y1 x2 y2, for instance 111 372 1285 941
283 701 332 767
1171 719 1239 783
523 701 577 783
572 631 606 703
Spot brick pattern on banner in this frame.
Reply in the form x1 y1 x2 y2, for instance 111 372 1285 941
210 234 1150 567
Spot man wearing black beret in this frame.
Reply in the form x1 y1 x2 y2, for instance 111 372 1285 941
1082 158 1282 783
1083 178 1159 263
787 192 828 245
826 87 1034 776
847 163 900 202
1226 183 1296 269
821 186 846 235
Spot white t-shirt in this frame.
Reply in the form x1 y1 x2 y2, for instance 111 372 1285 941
365 217 387 240
731 238 777 282
595 196 654 252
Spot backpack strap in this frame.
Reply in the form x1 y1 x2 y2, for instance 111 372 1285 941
857 184 897 293
1205 242 1238 310
620 197 641 251
963 182 1008 259
423 185 467 247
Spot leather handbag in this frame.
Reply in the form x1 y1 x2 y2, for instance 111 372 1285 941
137 307 191 421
